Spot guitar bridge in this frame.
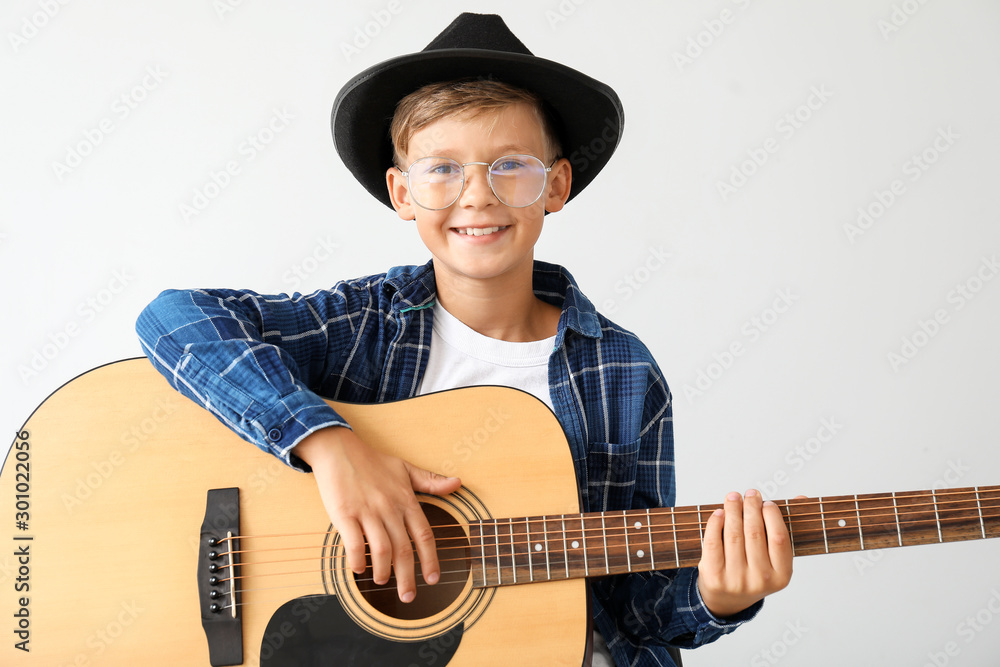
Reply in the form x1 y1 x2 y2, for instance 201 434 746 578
197 487 244 666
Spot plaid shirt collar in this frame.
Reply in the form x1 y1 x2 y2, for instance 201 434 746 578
382 259 603 341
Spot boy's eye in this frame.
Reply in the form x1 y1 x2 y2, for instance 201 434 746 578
494 159 526 173
420 160 461 177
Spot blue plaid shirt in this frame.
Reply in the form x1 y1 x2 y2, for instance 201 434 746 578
136 259 759 666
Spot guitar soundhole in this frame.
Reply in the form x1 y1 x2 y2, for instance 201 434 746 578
355 503 471 620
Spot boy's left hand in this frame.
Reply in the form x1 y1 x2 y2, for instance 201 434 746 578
697 489 794 618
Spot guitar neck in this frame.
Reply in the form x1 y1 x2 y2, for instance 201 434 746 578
469 485 1000 587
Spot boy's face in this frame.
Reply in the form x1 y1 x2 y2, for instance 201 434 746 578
386 103 571 288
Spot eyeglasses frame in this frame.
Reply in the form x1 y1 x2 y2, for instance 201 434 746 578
396 154 557 210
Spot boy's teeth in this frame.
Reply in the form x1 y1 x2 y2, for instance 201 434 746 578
459 226 502 236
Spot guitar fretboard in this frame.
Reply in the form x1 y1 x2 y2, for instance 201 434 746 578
468 485 1000 587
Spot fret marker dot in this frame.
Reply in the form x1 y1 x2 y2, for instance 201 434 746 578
838 519 847 527
571 540 580 549
634 521 642 530
534 543 542 552
637 550 645 558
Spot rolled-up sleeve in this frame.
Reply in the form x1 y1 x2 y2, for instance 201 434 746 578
135 287 355 469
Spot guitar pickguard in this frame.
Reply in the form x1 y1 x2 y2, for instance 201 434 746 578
259 594 463 667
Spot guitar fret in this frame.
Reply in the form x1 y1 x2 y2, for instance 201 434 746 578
670 507 679 566
976 487 986 539
892 492 902 546
853 495 865 550
819 498 829 553
621 512 631 572
646 508 657 569
579 515 589 577
524 518 534 582
525 517 535 583
696 505 704 549
493 520 502 585
601 514 610 574
560 514 569 579
476 522 492 586
477 521 488 586
542 516 551 581
474 524 484 587
509 518 517 584
932 490 943 542
784 501 796 556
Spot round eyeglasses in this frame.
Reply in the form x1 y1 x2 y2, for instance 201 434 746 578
398 154 554 210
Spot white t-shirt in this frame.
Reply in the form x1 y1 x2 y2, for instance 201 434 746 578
416 302 555 410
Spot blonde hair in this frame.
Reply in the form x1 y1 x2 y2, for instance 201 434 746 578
390 79 562 167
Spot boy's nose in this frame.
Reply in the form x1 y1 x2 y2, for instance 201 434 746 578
459 163 498 207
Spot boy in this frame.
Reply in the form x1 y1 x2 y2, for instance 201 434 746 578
137 13 792 666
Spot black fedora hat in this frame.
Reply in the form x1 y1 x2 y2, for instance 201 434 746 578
331 12 624 210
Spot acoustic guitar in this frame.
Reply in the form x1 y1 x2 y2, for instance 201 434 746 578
2 359 998 665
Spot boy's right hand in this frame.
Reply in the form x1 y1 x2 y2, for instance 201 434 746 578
292 426 462 604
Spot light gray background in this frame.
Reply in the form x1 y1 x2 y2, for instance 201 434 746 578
3 1 1000 665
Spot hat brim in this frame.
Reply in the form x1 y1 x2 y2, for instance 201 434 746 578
332 48 624 210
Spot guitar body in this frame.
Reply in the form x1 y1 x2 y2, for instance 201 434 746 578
1 359 590 666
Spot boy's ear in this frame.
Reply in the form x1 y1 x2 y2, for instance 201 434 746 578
543 157 572 214
386 166 416 220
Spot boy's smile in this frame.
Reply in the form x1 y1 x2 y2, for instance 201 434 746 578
386 103 571 289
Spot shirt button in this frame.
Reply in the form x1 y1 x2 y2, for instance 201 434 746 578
267 428 283 442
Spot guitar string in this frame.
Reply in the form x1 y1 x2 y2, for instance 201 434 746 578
208 492 1000 561
209 487 1000 547
209 506 1000 589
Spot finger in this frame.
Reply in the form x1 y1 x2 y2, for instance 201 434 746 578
361 519 394 587
405 503 441 587
699 505 726 574
762 500 794 580
336 518 368 575
382 518 418 603
407 463 462 496
722 491 747 570
741 489 771 573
